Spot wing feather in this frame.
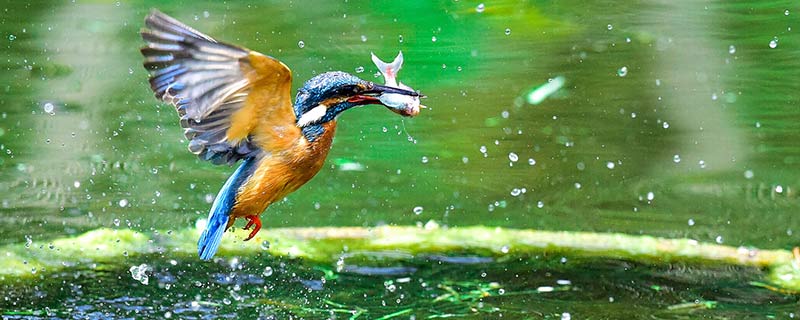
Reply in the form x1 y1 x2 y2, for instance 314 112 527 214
140 9 293 165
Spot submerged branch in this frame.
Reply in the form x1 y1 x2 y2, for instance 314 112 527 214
2 224 799 291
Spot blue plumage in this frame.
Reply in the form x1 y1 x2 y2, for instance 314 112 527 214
141 10 423 261
197 156 258 260
293 71 362 117
294 72 364 141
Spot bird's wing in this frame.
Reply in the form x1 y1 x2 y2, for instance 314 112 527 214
140 10 294 165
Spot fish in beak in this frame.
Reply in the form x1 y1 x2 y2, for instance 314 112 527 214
370 51 425 117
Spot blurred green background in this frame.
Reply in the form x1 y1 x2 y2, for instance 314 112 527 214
1 0 799 318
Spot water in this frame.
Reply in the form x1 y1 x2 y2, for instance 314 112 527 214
1 0 799 318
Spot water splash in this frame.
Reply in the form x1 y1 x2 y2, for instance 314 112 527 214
129 264 151 285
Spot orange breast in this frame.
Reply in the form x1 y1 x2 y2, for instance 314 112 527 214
231 121 337 218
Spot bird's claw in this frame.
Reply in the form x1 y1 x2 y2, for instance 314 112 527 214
242 215 262 241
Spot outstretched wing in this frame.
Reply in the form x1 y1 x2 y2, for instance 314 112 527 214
140 9 293 165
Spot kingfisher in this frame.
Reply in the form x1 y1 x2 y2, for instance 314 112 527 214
139 10 422 260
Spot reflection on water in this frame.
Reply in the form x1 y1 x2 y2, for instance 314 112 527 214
0 254 790 319
1 0 799 317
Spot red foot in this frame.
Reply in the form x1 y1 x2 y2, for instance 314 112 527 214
242 215 262 241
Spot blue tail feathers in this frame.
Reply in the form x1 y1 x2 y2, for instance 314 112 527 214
197 156 258 260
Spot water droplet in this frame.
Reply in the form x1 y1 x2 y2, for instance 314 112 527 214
431 36 437 42
421 156 429 163
662 121 669 129
43 102 55 114
785 9 790 16
118 199 128 207
260 240 270 250
646 192 654 201
673 154 681 163
687 219 695 226
728 45 736 54
113 218 120 226
498 288 506 294
715 236 723 244
8 34 16 41
360 35 367 42
698 160 706 169
743 170 754 179
297 40 305 48
504 28 511 35
561 312 572 320
479 145 487 154
776 185 784 193
24 236 32 248
617 66 628 77
262 266 274 277
769 38 778 48
606 161 615 169
500 245 510 253
355 66 364 73
476 3 485 13
510 188 521 196
413 206 424 215
129 264 151 285
574 183 582 189
528 158 536 166
607 24 613 30
508 152 519 162
537 201 544 208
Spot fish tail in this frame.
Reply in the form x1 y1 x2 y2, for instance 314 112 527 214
197 156 257 260
371 51 404 86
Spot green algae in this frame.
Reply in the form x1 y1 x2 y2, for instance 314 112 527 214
3 225 799 292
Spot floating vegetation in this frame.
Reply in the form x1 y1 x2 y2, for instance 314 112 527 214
2 225 800 293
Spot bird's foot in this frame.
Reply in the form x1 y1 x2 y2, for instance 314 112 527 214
242 215 262 241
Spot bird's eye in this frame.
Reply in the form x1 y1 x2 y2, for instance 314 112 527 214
333 84 360 97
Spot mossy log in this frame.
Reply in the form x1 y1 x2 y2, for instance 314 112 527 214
2 223 799 291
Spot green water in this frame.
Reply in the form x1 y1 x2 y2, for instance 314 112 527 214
1 0 799 318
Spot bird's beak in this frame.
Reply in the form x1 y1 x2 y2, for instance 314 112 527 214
346 83 425 117
365 84 421 97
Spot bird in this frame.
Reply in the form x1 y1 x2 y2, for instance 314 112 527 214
139 10 422 260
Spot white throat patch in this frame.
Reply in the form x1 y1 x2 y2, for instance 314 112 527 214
296 104 327 127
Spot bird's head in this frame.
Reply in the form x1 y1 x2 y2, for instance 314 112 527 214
294 71 421 128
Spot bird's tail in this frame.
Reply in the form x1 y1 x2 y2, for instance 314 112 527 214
197 156 257 260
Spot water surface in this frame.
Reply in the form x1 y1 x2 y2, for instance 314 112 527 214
1 0 799 318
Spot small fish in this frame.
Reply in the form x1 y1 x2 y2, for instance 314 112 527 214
371 51 424 116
